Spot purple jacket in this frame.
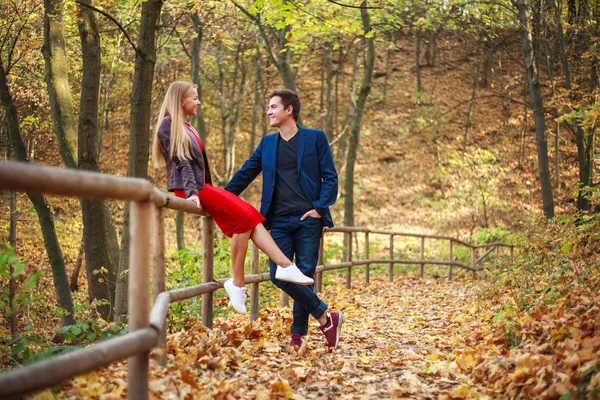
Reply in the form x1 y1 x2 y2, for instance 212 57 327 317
156 118 212 198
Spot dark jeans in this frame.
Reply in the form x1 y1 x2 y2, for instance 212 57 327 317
269 214 328 336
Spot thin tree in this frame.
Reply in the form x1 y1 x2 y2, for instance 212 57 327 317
512 0 555 219
0 59 75 326
44 0 120 320
77 0 121 319
344 1 375 227
114 0 163 321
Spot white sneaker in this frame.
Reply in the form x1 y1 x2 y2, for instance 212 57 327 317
275 263 314 285
224 278 247 314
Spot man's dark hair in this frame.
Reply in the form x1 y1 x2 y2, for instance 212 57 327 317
267 89 301 121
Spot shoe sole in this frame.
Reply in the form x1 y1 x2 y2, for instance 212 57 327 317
275 276 314 286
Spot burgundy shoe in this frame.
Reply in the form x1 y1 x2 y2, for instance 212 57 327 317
320 311 343 349
289 333 303 347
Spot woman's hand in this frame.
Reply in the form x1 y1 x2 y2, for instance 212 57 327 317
187 194 201 209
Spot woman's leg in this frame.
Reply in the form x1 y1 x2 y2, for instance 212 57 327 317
230 230 251 287
250 224 293 267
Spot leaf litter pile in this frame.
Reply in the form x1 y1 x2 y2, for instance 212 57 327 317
48 237 600 400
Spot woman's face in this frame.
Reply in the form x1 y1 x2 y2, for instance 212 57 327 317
181 87 200 117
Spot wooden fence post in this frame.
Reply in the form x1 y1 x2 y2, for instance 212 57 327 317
364 231 370 285
152 207 167 367
281 291 290 307
448 239 453 281
128 201 151 399
250 243 259 321
495 244 500 265
389 234 394 281
419 236 425 277
346 232 353 289
471 247 477 279
202 217 214 328
315 234 324 293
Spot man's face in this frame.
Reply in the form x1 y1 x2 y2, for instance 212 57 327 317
267 96 293 128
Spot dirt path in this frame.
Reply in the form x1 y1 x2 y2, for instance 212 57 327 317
56 276 496 399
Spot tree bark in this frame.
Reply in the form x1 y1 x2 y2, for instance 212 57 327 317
337 45 361 163
250 40 262 156
0 59 75 326
77 0 120 320
383 37 392 106
190 12 207 144
115 0 163 321
416 25 423 95
513 0 555 219
9 189 18 336
276 22 297 93
42 0 77 168
553 0 571 90
325 42 335 142
69 240 85 292
464 52 481 146
344 2 375 227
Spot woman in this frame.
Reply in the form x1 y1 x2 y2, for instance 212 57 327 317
152 81 314 314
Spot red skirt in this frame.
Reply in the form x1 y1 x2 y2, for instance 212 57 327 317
174 184 265 238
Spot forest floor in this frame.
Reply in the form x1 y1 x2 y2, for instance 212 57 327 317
46 256 600 400
50 274 499 399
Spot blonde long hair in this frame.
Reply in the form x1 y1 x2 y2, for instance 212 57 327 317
152 81 197 168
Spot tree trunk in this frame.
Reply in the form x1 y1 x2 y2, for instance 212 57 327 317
69 240 85 292
227 41 247 181
464 52 481 146
554 0 572 90
344 2 375 227
115 0 163 322
190 13 207 144
77 0 120 321
9 189 18 336
325 42 335 142
250 40 262 156
42 0 77 168
416 25 423 95
383 37 392 106
176 211 185 250
0 60 75 326
276 24 297 93
513 0 555 219
337 45 361 163
574 126 593 210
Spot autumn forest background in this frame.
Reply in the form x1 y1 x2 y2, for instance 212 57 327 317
0 0 599 398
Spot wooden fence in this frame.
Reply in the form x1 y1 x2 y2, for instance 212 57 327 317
0 161 513 399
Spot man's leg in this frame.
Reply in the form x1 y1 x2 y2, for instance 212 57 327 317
269 216 327 336
290 215 323 335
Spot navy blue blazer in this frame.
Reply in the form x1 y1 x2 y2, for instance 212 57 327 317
225 126 338 229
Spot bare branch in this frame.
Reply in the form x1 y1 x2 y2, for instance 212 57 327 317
230 0 279 68
74 0 141 56
327 0 382 9
288 0 358 35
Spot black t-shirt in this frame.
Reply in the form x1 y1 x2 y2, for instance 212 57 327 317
272 133 313 217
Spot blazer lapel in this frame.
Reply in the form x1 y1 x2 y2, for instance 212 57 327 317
297 127 307 175
266 133 279 167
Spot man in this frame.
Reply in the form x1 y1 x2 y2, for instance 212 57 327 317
226 89 342 349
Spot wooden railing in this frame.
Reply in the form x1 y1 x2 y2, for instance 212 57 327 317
313 226 514 292
0 161 513 399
